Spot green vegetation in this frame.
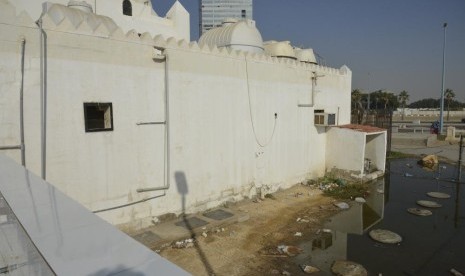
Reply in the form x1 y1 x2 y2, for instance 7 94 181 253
387 151 414 159
408 94 464 110
314 173 369 200
323 183 369 200
445 89 456 121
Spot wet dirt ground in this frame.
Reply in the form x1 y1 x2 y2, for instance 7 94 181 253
158 184 342 276
156 156 465 276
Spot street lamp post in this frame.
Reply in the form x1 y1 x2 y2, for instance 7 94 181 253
439 22 447 134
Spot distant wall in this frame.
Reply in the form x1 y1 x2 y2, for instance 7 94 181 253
394 108 465 117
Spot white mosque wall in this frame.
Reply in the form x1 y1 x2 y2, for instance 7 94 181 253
0 0 352 228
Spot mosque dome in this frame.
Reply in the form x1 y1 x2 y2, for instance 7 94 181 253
199 19 264 53
295 48 317 64
67 0 93 13
263 41 296 60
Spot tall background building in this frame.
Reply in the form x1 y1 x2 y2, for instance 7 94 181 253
199 0 253 35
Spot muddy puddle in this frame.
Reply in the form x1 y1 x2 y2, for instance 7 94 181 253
291 158 465 275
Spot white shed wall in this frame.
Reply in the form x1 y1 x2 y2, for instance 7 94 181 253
326 128 365 173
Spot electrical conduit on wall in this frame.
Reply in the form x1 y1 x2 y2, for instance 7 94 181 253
244 56 277 148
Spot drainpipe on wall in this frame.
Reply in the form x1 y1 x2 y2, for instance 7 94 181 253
93 48 171 213
19 38 26 166
37 19 47 180
136 49 171 193
297 71 316 108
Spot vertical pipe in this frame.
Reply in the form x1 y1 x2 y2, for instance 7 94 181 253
458 135 463 184
439 23 447 134
38 19 47 180
165 52 170 191
20 39 26 166
136 51 170 193
454 135 462 228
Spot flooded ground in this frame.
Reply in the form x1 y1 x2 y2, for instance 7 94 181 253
157 157 464 275
300 158 465 275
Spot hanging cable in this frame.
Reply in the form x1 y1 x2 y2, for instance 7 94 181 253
244 56 277 148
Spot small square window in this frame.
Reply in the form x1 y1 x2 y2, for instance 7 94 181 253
83 103 113 132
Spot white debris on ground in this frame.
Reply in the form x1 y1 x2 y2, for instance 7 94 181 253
334 202 350 209
277 245 303 257
173 238 195 249
300 264 320 274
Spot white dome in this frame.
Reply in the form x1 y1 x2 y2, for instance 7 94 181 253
67 0 93 13
295 48 317 64
263 41 296 59
199 19 264 53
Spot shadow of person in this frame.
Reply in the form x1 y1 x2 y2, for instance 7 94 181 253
175 171 215 275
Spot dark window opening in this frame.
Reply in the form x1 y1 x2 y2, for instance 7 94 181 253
241 9 246 18
123 0 132 16
84 103 113 132
314 109 325 113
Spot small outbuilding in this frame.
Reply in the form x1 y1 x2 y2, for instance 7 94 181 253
326 124 387 177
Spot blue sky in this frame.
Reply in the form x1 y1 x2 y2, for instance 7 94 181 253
152 0 465 102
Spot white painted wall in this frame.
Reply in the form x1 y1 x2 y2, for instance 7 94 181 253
0 1 352 228
326 128 365 173
364 132 386 173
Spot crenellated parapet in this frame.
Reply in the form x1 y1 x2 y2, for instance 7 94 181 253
1 0 350 76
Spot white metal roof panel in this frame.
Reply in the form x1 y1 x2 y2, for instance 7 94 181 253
0 155 189 276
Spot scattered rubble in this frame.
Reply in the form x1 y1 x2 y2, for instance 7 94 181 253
404 173 413 177
331 260 367 276
282 270 291 276
355 197 366 203
418 155 438 168
334 202 350 209
173 238 195 249
300 264 320 274
369 229 402 244
277 245 303 256
294 232 302 237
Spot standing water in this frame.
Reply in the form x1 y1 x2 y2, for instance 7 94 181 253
295 158 465 275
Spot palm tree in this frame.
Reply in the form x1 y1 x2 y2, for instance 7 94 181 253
444 88 455 121
398 90 409 121
381 91 390 110
351 89 364 124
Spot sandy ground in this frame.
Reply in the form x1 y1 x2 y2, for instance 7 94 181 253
158 184 341 276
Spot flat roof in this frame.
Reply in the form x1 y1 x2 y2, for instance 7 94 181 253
336 124 387 133
0 155 188 276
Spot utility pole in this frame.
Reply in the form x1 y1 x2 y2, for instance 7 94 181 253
439 23 447 134
454 135 463 228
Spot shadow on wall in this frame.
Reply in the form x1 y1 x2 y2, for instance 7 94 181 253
175 171 215 275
